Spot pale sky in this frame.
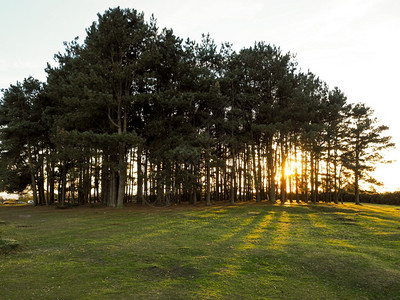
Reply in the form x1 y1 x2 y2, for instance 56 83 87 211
1 0 399 191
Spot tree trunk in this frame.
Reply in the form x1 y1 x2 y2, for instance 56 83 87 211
295 144 299 203
310 152 316 203
314 156 319 203
267 140 276 204
215 161 220 202
108 169 116 207
258 145 264 201
26 141 38 205
325 139 332 203
137 146 144 205
355 171 360 205
61 163 67 206
206 158 211 206
333 147 339 204
116 142 126 208
101 158 109 205
280 138 287 204
355 149 361 205
230 148 236 205
252 143 261 203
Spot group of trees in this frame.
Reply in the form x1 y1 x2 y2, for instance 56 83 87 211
0 7 394 207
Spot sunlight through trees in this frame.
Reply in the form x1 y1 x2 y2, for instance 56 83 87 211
0 7 394 206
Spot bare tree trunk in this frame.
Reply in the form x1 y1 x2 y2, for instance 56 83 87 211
252 143 261 203
258 145 264 201
61 163 67 206
206 159 211 206
108 169 116 207
137 146 144 205
215 161 220 202
26 140 38 205
295 144 299 203
355 150 361 205
333 147 339 204
230 148 236 205
267 140 276 204
116 140 126 208
280 137 287 204
310 152 316 203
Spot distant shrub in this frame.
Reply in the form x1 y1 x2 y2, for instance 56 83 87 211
341 191 400 205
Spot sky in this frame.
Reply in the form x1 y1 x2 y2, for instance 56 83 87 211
1 0 399 191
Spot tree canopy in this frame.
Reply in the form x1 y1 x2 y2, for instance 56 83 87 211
0 7 394 206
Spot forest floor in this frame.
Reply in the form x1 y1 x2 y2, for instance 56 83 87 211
1 202 399 299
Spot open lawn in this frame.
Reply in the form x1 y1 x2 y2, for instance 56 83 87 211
1 202 399 299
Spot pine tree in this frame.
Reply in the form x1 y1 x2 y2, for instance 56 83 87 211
0 77 46 204
1 7 394 208
342 103 394 204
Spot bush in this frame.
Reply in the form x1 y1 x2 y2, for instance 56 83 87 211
340 191 400 205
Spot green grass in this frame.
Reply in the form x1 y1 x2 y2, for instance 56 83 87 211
1 202 399 299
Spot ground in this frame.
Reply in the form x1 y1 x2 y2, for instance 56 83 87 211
1 202 399 299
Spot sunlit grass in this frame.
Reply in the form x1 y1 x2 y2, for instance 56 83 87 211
1 202 399 299
326 238 356 249
269 211 291 250
307 212 328 228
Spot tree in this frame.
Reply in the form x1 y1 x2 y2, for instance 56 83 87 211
46 7 153 207
0 77 46 204
322 87 349 203
342 103 394 204
1 7 394 208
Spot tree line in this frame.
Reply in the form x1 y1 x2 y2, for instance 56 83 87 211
0 7 394 207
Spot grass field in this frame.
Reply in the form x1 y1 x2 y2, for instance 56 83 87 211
1 202 399 299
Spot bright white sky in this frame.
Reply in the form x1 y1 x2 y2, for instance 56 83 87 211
1 0 399 191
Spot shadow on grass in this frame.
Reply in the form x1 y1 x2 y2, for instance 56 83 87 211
0 203 399 299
